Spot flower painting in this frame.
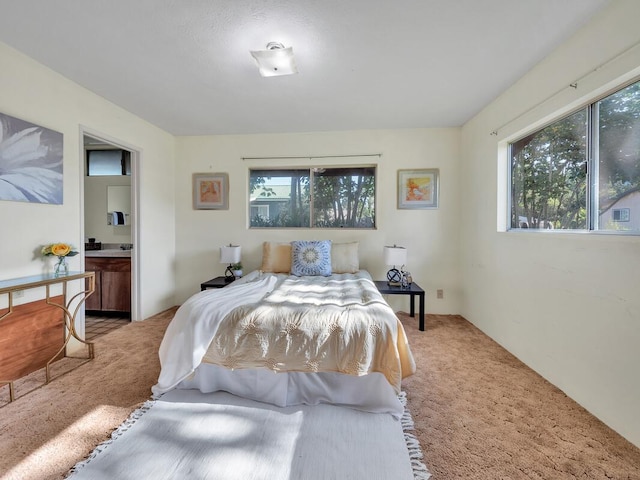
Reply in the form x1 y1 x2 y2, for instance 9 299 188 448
0 112 63 204
193 172 229 209
398 169 439 209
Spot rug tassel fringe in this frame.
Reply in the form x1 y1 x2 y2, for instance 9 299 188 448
66 396 160 477
399 391 432 480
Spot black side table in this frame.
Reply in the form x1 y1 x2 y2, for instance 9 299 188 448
374 281 425 331
201 276 234 290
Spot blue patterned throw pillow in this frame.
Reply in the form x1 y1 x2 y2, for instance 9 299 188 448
290 240 332 276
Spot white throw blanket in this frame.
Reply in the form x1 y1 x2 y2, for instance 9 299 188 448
152 273 278 395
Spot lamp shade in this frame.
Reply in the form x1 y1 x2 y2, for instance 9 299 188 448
384 245 407 266
250 42 297 77
220 245 241 264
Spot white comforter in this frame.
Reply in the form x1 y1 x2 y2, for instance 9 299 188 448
152 271 415 416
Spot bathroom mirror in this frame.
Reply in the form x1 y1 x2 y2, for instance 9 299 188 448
107 185 131 217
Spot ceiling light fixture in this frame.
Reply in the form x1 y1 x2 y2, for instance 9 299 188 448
250 42 297 77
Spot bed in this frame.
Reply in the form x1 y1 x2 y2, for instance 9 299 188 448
152 241 416 418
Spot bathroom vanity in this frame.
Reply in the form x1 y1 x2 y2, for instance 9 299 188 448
85 249 131 314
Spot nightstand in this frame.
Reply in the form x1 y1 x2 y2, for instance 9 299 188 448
200 276 234 290
374 280 425 331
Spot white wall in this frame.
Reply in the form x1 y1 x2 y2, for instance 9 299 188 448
174 128 461 317
0 42 176 320
460 0 640 447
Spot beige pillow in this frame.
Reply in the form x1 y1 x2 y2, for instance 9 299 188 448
261 242 292 273
331 241 359 274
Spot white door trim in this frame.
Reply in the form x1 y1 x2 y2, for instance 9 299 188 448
79 126 142 322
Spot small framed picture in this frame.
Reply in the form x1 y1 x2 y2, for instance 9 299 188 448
193 173 229 210
398 169 439 209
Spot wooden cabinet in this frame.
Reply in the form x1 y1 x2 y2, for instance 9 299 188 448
0 296 64 381
85 257 131 313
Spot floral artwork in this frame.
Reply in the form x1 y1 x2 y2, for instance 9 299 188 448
0 112 64 204
397 169 439 209
405 176 433 202
193 173 229 209
200 179 222 204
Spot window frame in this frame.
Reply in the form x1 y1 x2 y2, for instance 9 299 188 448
507 76 640 235
248 164 377 230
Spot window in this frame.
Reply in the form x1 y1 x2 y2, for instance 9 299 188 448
250 204 270 221
612 208 630 222
509 79 640 233
86 149 131 176
249 166 376 228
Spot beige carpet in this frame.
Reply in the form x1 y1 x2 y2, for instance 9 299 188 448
1 309 639 480
402 314 640 479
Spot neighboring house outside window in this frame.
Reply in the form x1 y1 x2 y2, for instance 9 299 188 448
250 185 293 223
509 78 640 234
249 204 271 222
599 189 640 230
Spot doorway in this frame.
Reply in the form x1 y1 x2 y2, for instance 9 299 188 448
80 128 140 325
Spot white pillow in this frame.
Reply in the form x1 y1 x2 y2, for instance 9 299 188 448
331 241 359 274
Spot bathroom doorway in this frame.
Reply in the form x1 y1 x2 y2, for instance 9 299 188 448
80 129 140 324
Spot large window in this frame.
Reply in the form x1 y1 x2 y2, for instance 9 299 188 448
249 166 376 228
509 79 640 232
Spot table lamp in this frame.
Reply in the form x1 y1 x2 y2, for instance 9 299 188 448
220 244 241 282
384 245 407 287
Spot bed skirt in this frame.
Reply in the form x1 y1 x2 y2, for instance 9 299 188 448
178 364 404 419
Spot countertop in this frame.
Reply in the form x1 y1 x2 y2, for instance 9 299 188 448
85 249 132 258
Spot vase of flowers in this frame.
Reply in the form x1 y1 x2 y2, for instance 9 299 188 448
42 242 79 277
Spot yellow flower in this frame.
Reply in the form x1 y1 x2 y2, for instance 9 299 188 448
41 242 78 257
51 243 71 256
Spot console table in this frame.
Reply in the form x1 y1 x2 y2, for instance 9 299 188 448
374 280 425 331
0 271 96 403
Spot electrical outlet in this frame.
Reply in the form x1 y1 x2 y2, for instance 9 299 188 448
436 289 444 299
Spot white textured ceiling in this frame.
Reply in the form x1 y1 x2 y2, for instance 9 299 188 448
0 0 609 136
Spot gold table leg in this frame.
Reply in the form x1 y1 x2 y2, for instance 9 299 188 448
0 381 15 403
45 276 96 383
0 292 15 402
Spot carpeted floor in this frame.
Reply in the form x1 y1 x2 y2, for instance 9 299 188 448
1 309 639 479
402 314 640 479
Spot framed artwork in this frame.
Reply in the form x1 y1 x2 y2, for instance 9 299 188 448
397 169 439 209
0 111 63 204
193 172 229 210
